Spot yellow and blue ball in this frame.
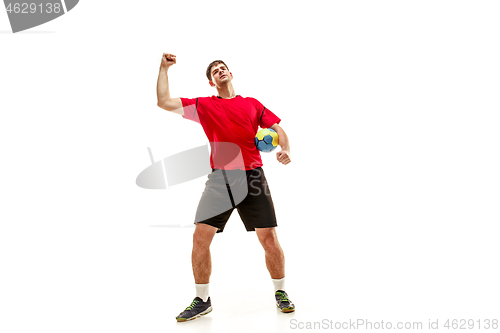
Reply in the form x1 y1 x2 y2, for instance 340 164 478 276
255 128 279 152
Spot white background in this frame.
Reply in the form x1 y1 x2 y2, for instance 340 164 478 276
1 1 499 332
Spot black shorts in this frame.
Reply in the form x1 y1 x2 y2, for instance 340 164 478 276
194 167 277 233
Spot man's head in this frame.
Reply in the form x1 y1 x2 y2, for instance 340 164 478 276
206 60 232 87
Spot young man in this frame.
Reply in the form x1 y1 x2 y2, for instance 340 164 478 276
156 53 294 321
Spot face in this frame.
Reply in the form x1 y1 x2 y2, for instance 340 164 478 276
209 63 232 87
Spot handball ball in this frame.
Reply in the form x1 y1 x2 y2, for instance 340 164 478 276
255 128 279 152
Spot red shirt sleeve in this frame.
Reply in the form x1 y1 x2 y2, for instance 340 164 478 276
180 97 201 123
254 99 281 128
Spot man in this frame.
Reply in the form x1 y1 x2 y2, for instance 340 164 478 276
156 53 294 321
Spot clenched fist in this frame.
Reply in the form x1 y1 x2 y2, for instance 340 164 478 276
276 149 291 165
161 53 177 69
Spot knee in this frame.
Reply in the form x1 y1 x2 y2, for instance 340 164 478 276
260 233 281 253
193 233 209 249
193 226 215 249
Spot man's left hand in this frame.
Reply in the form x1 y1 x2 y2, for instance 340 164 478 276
276 149 291 165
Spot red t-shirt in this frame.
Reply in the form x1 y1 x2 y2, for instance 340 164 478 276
180 95 281 170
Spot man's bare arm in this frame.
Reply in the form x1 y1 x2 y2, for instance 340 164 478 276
157 53 184 115
271 123 291 165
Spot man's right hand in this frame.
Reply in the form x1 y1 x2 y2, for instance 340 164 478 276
161 53 177 69
157 52 183 115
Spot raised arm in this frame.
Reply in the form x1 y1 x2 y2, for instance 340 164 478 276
271 123 291 165
157 53 184 115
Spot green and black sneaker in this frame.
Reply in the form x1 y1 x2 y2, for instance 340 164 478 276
176 297 212 322
275 290 295 313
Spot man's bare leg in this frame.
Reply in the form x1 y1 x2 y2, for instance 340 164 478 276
192 223 218 284
176 223 218 322
255 227 285 279
256 227 295 312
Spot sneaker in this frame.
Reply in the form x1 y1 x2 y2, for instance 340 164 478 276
176 297 212 322
275 290 295 312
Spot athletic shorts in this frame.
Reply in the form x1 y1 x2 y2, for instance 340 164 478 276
194 167 277 233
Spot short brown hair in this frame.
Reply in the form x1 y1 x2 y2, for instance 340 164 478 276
206 60 229 81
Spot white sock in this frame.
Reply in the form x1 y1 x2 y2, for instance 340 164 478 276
195 283 209 302
272 277 285 292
